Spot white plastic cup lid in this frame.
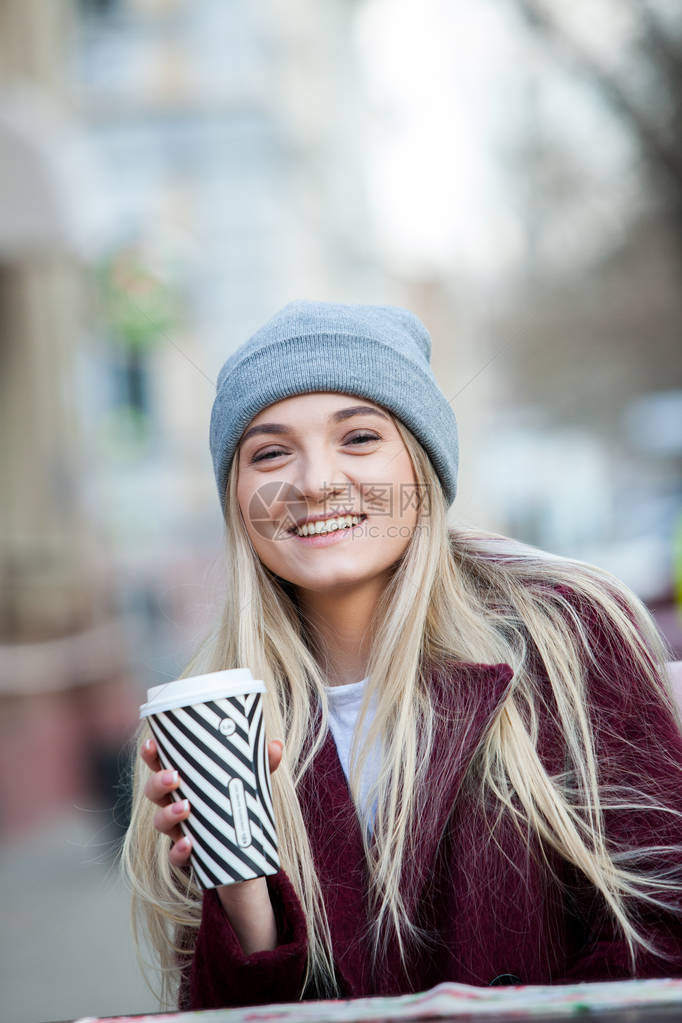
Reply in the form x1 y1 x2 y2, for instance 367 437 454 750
139 668 265 717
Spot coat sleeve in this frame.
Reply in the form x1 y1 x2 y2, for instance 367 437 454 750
552 592 682 982
177 869 310 1011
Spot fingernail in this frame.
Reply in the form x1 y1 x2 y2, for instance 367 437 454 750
178 837 191 851
162 770 178 786
172 799 189 815
144 738 153 752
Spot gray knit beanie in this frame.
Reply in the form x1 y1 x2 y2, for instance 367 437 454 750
209 299 459 508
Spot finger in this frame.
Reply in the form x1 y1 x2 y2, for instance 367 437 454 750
153 797 191 838
143 765 181 807
267 739 283 774
169 834 192 867
140 737 162 772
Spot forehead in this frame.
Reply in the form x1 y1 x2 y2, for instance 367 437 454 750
249 392 380 423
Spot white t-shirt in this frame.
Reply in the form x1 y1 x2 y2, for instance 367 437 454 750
324 676 381 834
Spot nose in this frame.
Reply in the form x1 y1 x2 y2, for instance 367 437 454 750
291 443 352 511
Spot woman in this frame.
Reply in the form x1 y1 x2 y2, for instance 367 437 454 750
121 300 682 1012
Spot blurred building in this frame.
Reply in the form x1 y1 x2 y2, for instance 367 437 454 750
461 3 682 645
484 215 682 650
0 0 140 842
1 0 387 841
70 0 382 566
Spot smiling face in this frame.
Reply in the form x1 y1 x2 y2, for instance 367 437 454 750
235 392 421 597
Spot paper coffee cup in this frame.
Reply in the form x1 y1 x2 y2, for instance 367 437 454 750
140 668 280 888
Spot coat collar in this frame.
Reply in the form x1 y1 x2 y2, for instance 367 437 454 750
296 659 514 991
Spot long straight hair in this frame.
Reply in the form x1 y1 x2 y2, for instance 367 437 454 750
120 412 682 1009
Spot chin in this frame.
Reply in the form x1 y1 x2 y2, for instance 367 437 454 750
294 568 371 592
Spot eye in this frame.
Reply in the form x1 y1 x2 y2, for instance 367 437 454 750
346 431 380 446
249 431 380 464
250 448 285 463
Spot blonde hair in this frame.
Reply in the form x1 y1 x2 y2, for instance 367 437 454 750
120 413 682 1009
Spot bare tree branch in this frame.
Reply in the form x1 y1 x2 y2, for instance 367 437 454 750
513 0 682 194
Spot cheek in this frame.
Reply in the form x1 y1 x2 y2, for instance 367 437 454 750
236 473 255 524
387 458 418 515
238 488 269 547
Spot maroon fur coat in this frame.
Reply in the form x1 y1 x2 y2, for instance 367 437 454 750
178 599 682 1010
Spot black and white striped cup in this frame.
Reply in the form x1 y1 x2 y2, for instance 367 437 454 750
139 669 280 888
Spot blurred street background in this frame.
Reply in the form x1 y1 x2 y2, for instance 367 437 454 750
1 1 681 1021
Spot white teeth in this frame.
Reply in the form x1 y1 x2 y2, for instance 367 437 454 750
296 514 363 537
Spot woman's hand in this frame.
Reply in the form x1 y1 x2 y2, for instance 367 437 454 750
140 734 284 953
140 736 283 867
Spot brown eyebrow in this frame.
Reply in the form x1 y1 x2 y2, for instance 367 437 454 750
239 405 390 447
